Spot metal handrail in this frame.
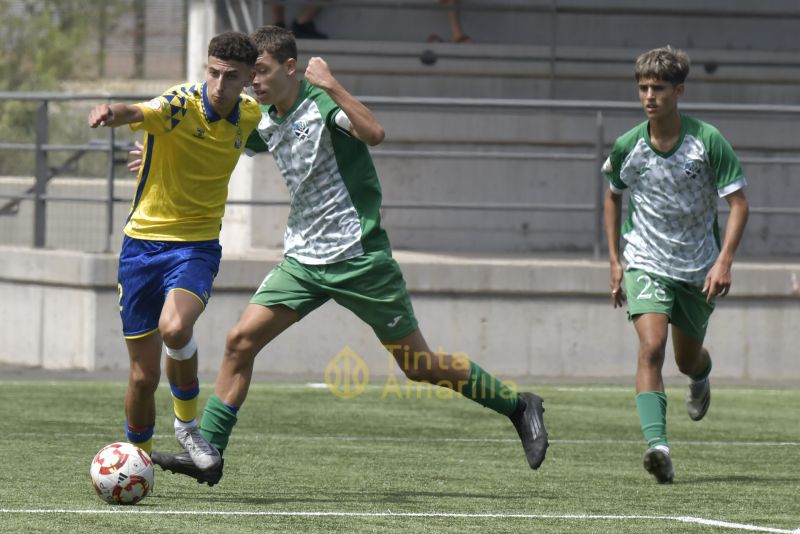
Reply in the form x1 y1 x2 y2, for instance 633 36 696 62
2 93 800 255
7 92 800 114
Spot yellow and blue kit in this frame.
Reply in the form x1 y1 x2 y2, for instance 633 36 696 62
118 82 260 338
126 82 260 241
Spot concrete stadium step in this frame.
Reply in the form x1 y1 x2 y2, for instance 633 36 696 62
369 103 799 152
297 39 800 103
306 0 800 53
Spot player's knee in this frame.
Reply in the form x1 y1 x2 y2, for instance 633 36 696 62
129 366 160 394
638 339 666 365
159 316 193 348
224 326 257 362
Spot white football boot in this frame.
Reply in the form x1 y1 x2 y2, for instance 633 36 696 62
174 420 221 470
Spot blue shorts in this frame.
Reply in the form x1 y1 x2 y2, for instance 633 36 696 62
118 236 222 338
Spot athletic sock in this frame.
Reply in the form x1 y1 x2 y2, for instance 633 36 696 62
170 378 200 424
200 394 238 451
689 357 713 382
125 421 154 454
635 391 669 448
459 361 519 417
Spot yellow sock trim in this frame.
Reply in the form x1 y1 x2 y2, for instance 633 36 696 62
134 438 152 455
173 395 199 423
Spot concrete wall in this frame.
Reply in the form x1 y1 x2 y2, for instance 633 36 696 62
1 246 798 383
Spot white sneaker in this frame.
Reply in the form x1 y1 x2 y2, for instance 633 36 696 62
687 377 711 421
174 421 221 471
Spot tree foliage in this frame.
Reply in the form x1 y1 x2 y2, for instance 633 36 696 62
0 1 128 175
0 0 128 92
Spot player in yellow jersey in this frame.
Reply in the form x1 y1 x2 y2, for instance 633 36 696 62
87 32 261 471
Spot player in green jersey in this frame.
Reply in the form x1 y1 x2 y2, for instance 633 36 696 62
602 46 749 483
150 25 549 485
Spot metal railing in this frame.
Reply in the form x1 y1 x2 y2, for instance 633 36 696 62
2 92 800 256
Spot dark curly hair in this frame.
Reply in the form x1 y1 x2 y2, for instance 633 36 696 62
250 25 297 64
207 31 258 66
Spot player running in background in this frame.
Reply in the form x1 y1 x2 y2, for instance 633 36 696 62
150 25 548 485
602 46 749 484
87 32 261 471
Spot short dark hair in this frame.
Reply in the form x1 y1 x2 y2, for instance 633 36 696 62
250 25 297 64
634 46 690 85
208 31 258 66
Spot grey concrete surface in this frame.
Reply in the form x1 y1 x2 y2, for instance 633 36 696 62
1 246 798 384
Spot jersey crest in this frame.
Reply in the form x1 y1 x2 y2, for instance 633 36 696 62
683 159 701 180
292 120 310 141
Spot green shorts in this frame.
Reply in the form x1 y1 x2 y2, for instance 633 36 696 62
251 249 418 341
624 268 715 340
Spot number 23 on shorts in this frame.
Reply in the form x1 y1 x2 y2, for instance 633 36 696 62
634 273 667 301
623 269 675 317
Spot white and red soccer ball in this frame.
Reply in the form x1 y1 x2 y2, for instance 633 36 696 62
90 442 154 505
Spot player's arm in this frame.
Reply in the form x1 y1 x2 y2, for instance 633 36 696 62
304 56 385 146
603 187 626 308
703 189 749 303
88 103 144 129
244 128 269 157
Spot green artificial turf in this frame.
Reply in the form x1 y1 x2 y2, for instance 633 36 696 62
0 380 798 533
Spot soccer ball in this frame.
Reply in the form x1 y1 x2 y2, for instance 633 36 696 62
90 442 154 505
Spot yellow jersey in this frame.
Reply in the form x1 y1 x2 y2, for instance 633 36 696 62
125 82 261 241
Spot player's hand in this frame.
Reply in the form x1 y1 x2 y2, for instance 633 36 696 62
610 261 626 308
304 57 335 91
702 260 732 303
127 141 144 173
88 104 114 128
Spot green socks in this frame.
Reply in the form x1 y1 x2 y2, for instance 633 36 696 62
198 362 521 451
460 361 519 417
635 391 668 448
200 394 238 451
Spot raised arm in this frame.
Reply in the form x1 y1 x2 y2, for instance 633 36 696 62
88 103 144 129
703 189 749 303
303 57 385 146
604 187 626 308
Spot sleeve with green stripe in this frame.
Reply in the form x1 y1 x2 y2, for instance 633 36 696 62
701 124 747 196
602 141 628 193
244 129 269 155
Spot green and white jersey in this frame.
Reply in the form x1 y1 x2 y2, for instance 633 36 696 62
246 81 389 264
602 114 747 284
